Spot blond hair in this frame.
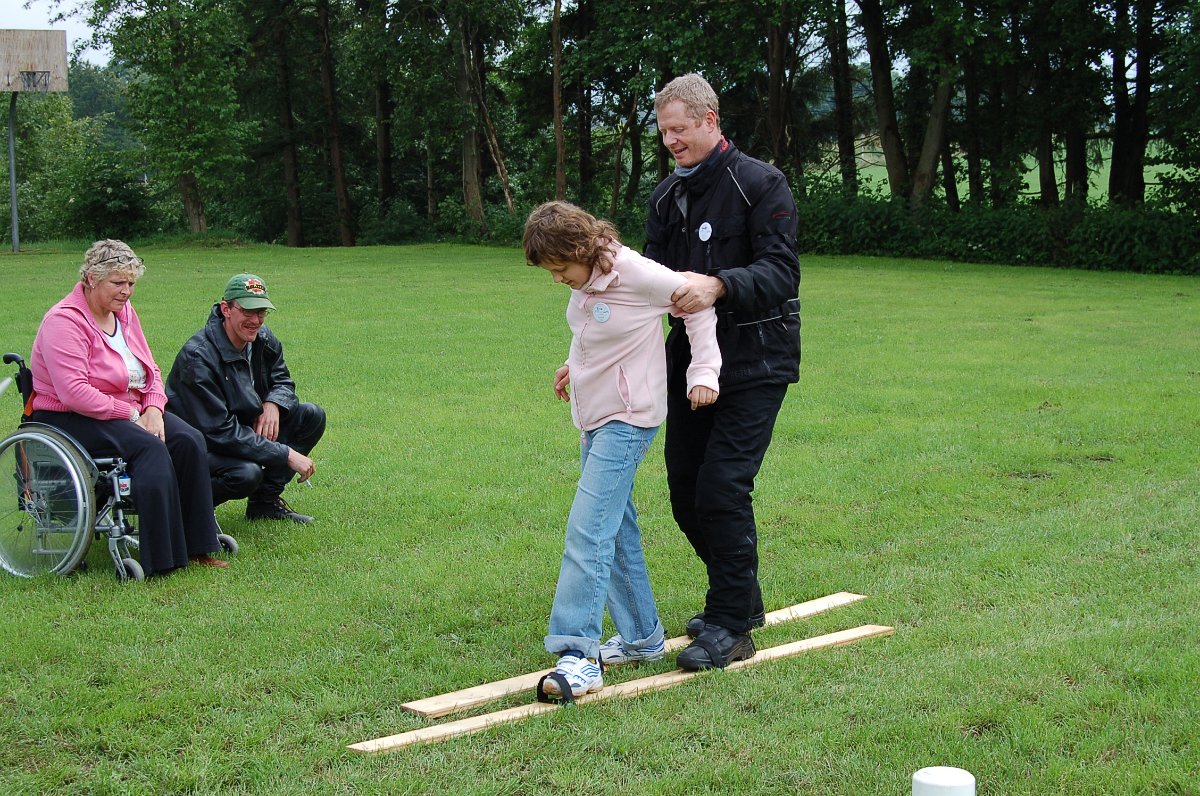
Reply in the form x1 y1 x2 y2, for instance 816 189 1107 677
80 239 145 285
523 201 621 274
654 73 720 126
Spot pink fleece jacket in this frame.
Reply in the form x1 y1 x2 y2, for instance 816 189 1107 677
565 245 721 431
30 282 168 420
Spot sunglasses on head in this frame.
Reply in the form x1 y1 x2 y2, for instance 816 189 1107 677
96 253 142 266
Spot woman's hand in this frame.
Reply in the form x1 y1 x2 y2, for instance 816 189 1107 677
137 406 166 441
553 365 571 401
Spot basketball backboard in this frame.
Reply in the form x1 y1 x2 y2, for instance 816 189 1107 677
1 29 69 93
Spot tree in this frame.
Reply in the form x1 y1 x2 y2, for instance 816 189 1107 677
241 0 307 246
316 0 355 245
857 0 910 196
87 0 255 233
1153 4 1200 218
1106 0 1188 205
825 0 859 193
2 92 157 241
551 0 566 199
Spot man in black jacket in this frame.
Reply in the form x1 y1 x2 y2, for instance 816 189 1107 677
645 74 800 671
166 274 325 524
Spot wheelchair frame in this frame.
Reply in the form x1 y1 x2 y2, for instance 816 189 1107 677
1 352 235 580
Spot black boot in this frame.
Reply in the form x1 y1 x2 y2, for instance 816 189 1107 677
676 624 756 671
246 495 313 524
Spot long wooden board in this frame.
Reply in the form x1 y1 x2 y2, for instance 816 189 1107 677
401 591 866 719
350 623 893 753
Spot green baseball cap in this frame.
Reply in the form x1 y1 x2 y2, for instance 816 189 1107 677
223 273 276 311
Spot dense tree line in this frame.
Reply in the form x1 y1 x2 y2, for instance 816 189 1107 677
4 0 1198 270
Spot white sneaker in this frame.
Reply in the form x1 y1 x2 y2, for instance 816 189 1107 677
599 635 666 666
542 653 603 698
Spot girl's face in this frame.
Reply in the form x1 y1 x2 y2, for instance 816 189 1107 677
540 259 593 290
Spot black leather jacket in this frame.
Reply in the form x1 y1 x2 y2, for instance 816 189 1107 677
165 304 297 466
645 140 800 391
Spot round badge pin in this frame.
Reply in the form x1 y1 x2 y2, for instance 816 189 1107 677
592 302 611 323
698 221 712 242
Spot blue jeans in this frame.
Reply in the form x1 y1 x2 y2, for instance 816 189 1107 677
545 421 666 660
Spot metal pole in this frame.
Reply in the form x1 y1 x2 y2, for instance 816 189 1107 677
8 92 19 253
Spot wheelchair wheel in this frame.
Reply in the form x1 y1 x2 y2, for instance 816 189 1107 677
0 428 97 577
117 557 144 581
217 532 239 556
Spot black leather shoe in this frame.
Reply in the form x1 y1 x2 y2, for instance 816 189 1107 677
676 624 756 671
246 496 313 524
685 610 766 638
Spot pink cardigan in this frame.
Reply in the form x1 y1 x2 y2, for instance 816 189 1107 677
565 246 720 431
30 282 168 420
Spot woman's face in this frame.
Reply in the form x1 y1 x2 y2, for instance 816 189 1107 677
86 270 137 315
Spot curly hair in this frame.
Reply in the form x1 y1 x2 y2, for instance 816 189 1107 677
523 201 621 274
654 73 720 127
80 239 145 285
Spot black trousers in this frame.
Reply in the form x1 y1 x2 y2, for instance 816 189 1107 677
208 402 326 506
28 410 220 576
663 382 789 634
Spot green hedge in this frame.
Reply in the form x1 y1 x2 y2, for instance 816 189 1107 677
796 195 1200 274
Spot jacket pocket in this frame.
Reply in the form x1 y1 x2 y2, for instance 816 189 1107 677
703 216 747 274
617 365 633 413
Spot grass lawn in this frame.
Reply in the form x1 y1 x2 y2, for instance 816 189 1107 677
0 242 1197 795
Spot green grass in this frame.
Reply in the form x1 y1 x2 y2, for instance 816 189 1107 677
1 243 1197 795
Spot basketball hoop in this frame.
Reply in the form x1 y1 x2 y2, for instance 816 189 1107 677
19 71 52 93
4 30 69 252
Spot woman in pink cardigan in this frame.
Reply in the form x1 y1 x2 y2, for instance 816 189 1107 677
523 201 721 699
28 240 227 574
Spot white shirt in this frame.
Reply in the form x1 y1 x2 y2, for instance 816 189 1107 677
100 317 148 390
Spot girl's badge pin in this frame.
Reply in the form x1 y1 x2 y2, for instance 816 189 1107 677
698 221 713 242
592 302 611 323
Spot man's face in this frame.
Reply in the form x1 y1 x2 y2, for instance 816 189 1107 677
222 300 268 349
657 100 720 169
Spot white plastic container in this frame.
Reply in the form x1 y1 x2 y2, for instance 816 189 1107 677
913 766 976 796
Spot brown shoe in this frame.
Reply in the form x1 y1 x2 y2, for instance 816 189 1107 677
190 554 230 569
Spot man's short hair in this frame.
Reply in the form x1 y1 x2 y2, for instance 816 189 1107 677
654 73 720 126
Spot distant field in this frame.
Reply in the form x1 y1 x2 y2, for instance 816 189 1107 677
817 139 1178 201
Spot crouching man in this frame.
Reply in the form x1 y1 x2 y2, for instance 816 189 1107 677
167 273 325 524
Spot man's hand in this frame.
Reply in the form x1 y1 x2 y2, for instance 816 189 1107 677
671 273 725 314
287 448 316 482
553 364 571 402
254 401 281 441
688 385 718 410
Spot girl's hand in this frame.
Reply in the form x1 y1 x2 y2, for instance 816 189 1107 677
553 365 571 401
688 385 717 410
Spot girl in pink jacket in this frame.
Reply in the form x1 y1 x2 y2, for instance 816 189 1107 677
523 201 720 699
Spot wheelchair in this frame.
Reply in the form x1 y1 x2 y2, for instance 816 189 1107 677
0 352 237 580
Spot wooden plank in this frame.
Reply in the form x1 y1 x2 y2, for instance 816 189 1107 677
401 591 867 719
349 623 893 754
